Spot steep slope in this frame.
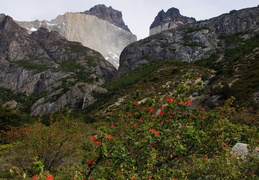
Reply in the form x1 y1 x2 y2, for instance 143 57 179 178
116 6 259 110
119 6 259 75
150 7 196 36
16 5 137 68
0 14 117 116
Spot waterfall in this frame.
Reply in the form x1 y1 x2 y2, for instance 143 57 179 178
82 93 87 109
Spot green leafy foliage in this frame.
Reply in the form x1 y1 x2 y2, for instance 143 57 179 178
80 75 258 179
0 105 32 133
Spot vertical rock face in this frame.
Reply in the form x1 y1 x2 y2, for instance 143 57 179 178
149 7 196 36
0 14 117 116
16 5 137 68
119 6 259 75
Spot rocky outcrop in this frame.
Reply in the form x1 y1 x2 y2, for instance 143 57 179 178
187 6 259 35
16 5 137 68
119 6 259 75
119 27 219 75
149 7 196 36
0 15 117 116
83 4 131 32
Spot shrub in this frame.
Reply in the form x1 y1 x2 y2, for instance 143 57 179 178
2 118 83 176
80 74 258 179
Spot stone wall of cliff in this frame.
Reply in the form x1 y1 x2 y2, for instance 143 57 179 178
17 5 137 68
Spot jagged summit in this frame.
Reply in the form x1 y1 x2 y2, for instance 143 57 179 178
83 4 131 32
149 7 196 36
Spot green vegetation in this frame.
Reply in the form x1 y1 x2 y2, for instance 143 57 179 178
0 75 258 179
0 27 258 179
223 34 259 61
183 27 211 34
15 60 49 74
57 60 85 72
0 87 45 113
194 53 220 69
105 61 188 92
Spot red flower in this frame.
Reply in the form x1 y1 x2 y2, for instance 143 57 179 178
31 175 38 180
107 134 113 140
160 111 165 116
94 141 101 146
135 102 140 106
186 100 192 106
91 136 97 142
149 129 160 136
154 132 160 137
166 98 173 103
132 124 137 128
148 108 153 112
87 159 95 165
44 175 54 180
179 101 185 105
152 114 157 117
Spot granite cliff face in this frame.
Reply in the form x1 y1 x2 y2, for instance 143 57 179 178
149 7 196 36
17 5 137 68
119 6 259 75
0 14 116 116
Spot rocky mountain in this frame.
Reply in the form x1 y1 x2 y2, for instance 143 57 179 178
16 5 137 68
117 6 259 109
0 14 116 116
83 4 131 32
149 7 196 36
119 6 259 75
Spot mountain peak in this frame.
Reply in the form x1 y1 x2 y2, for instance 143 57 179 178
149 7 196 35
0 14 24 32
83 4 131 32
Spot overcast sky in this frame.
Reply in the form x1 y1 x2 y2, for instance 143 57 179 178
1 0 258 39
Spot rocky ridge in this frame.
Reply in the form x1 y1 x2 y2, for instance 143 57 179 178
149 7 196 36
16 5 137 68
119 6 259 75
0 14 116 116
83 4 131 32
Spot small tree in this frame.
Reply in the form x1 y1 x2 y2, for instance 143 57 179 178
2 116 83 175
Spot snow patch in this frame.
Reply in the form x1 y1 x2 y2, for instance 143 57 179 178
30 27 38 32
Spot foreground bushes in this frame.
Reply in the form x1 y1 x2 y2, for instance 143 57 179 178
1 74 258 179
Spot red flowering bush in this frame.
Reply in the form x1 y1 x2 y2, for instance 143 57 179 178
81 74 258 179
3 74 258 179
2 119 82 176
